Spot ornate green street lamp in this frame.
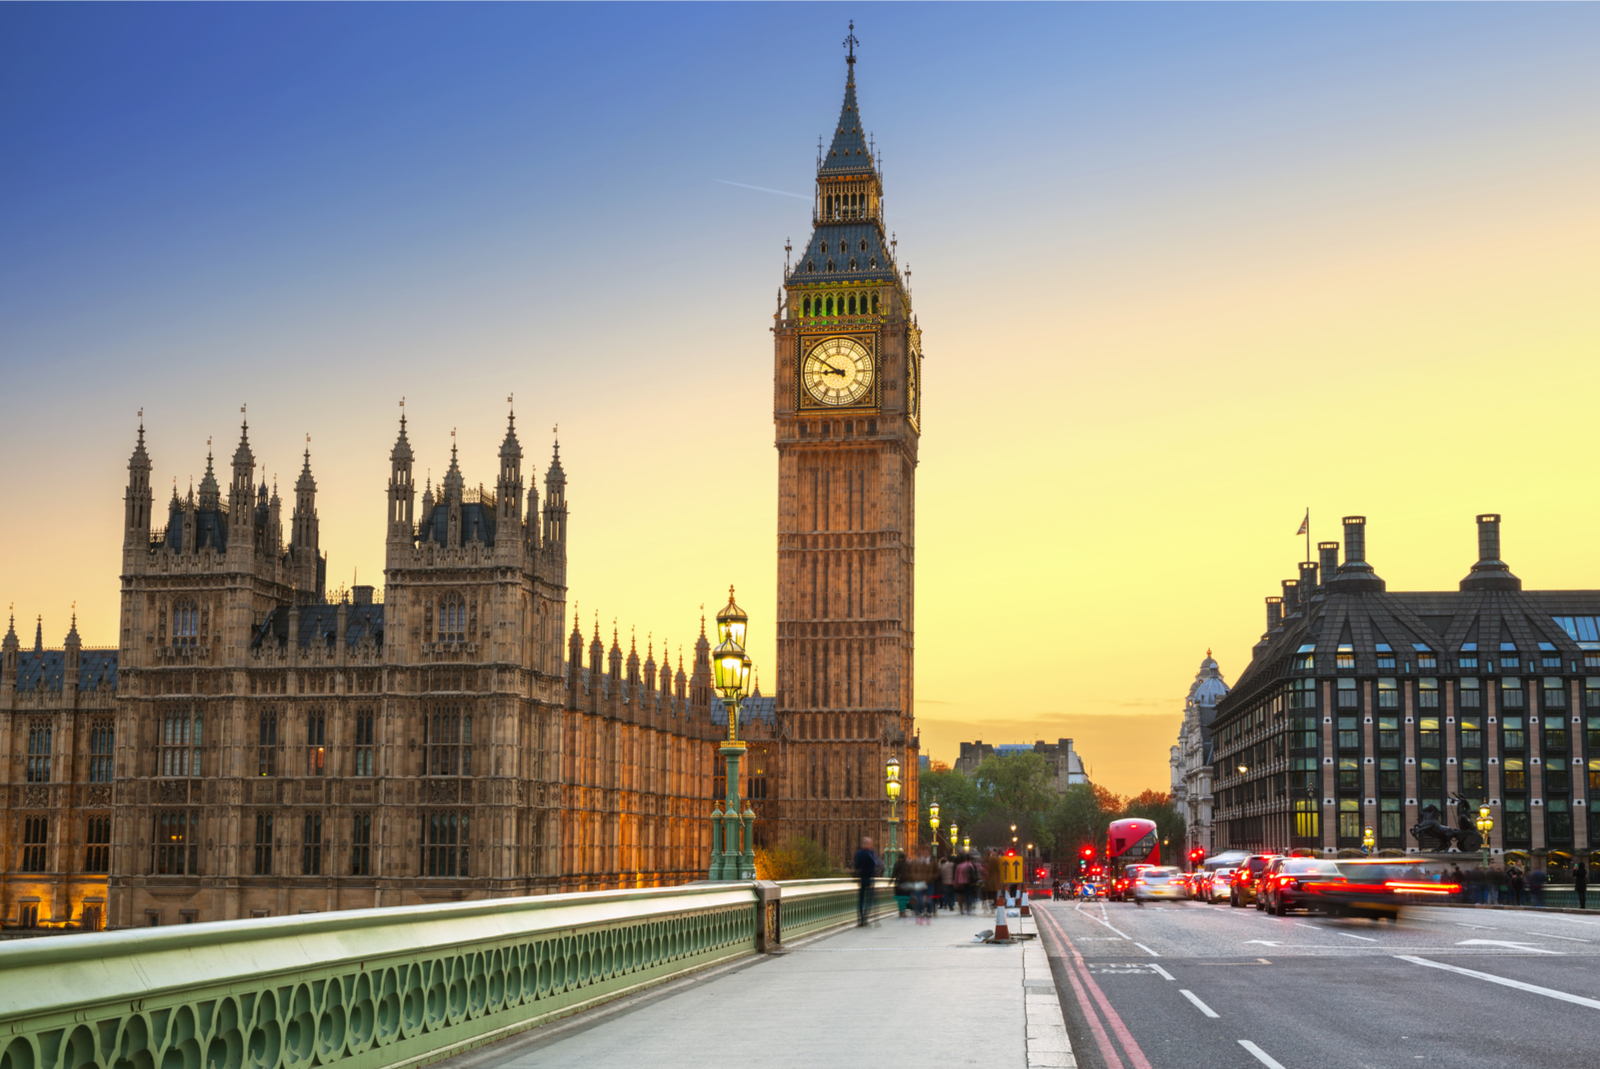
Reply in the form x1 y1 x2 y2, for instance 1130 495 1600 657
1362 826 1375 856
886 757 902 871
929 799 941 858
962 835 971 852
709 587 755 880
1477 804 1494 873
948 822 959 855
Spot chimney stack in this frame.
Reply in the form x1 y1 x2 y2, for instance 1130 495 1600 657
1328 516 1385 592
1460 513 1521 591
1299 559 1320 598
1282 579 1300 616
1343 516 1367 564
1318 542 1340 586
1266 596 1283 631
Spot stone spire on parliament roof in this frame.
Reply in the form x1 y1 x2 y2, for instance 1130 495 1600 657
819 22 876 177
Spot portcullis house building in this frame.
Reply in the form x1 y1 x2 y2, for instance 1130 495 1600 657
1212 514 1598 875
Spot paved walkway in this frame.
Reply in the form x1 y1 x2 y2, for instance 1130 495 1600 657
437 906 1072 1069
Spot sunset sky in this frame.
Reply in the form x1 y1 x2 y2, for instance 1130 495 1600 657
3 4 1597 798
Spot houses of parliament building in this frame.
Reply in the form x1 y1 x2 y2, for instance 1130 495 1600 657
0 39 923 930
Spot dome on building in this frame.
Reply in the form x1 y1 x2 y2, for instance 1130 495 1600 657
1190 649 1230 708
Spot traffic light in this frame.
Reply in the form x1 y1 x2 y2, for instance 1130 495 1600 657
1188 847 1206 866
1035 866 1049 883
1079 844 1095 861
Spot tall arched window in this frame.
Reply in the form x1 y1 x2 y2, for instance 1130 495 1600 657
440 594 466 642
173 599 199 647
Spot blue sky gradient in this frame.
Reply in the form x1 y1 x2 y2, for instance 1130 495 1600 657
4 4 1597 792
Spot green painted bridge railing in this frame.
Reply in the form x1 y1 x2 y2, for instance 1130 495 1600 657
0 878 892 1069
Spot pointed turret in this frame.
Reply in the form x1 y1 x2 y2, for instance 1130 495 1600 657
589 617 605 703
291 445 323 602
497 407 524 526
643 639 657 694
229 417 255 533
388 410 416 546
34 614 44 653
197 447 221 511
125 419 154 549
818 24 876 179
543 435 567 551
566 609 585 710
443 436 464 502
626 631 641 687
2 611 17 653
268 478 283 555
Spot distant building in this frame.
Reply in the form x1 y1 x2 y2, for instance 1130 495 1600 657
1170 652 1231 860
1214 514 1597 868
955 738 1088 792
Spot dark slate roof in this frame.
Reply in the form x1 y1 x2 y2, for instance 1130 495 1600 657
792 222 897 285
711 692 777 728
163 503 228 552
14 650 119 693
1221 579 1600 717
420 502 498 548
251 604 385 650
819 70 876 177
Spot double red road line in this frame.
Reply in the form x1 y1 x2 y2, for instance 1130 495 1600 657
1034 906 1155 1069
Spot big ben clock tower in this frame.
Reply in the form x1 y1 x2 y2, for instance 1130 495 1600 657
773 27 921 863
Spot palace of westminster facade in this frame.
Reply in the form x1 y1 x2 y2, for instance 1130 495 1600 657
0 44 925 930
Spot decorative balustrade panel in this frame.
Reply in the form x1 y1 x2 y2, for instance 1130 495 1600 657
777 878 891 941
0 884 781 1069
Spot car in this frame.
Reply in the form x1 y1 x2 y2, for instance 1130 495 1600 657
1113 863 1157 901
1133 867 1187 902
1309 859 1462 920
1229 854 1277 908
1261 856 1348 915
1255 857 1287 910
1207 867 1235 903
1191 871 1212 900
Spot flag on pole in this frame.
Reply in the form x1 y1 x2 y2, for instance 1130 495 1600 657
1295 510 1308 536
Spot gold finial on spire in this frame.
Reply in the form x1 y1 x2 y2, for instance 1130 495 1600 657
1207 647 1213 657
843 19 857 65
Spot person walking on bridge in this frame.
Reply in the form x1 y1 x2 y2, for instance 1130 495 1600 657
854 837 879 927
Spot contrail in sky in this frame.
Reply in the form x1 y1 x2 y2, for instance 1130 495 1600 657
715 179 809 200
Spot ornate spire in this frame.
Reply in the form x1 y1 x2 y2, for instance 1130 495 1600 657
819 23 874 177
391 401 413 463
443 430 463 498
546 427 565 486
2 607 17 652
198 443 220 509
129 414 151 470
501 400 521 459
296 441 316 493
66 609 80 646
34 614 44 653
232 415 253 467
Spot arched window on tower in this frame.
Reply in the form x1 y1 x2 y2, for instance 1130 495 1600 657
173 599 199 647
848 295 857 315
440 593 466 643
803 296 812 317
871 294 880 314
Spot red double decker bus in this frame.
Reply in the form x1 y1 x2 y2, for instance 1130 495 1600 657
1106 818 1159 874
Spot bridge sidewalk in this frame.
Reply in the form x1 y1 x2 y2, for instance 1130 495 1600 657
434 906 1070 1069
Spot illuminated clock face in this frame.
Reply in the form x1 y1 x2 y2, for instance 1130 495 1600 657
907 339 920 422
803 337 874 406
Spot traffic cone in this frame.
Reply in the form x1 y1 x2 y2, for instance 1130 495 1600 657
1020 891 1031 916
994 902 1010 941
